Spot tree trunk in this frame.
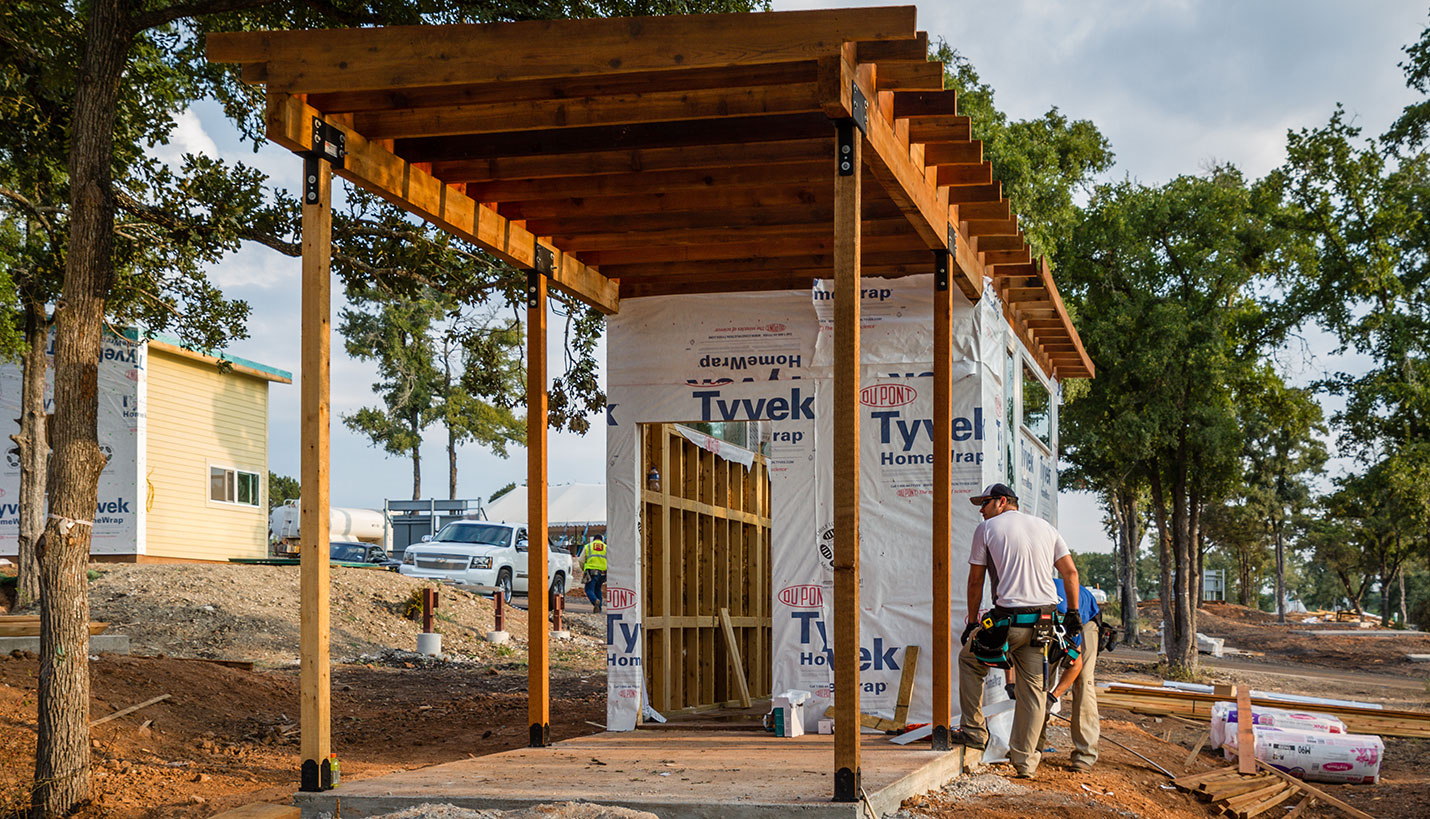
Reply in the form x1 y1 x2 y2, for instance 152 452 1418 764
1398 568 1407 627
1274 516 1286 624
445 353 457 500
1114 486 1140 647
34 2 130 814
11 303 49 609
410 409 422 501
1168 453 1196 671
1190 492 1203 609
1150 472 1174 657
1379 541 1396 628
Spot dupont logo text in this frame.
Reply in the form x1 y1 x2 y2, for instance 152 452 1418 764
779 584 824 608
861 383 917 408
605 587 637 611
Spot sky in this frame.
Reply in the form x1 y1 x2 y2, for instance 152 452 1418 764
169 1 1428 553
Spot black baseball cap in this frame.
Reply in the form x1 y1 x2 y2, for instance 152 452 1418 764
970 483 1017 505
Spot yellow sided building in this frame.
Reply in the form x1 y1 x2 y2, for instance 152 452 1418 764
0 330 290 563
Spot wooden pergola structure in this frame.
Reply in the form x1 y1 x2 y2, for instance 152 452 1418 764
207 5 1092 803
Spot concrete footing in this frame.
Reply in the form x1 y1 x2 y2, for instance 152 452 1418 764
0 634 130 655
293 730 963 818
485 631 509 644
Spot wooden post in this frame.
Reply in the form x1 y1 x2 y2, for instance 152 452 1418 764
931 250 953 751
1237 687 1255 774
299 154 333 791
832 117 862 803
526 269 551 747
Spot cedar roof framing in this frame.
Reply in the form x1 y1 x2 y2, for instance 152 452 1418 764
207 4 1094 804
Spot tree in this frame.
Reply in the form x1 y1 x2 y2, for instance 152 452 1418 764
1237 369 1327 622
1057 168 1296 672
1386 10 1430 149
434 309 525 499
28 1 768 813
1201 500 1268 608
1070 551 1116 596
268 472 299 510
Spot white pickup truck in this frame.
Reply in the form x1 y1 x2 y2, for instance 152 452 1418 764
398 520 572 602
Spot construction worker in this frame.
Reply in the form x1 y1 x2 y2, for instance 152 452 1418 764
1037 578 1103 772
576 536 608 612
954 483 1081 779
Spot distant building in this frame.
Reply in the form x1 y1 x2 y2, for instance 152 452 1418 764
0 330 290 563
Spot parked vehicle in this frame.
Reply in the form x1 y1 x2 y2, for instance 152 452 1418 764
330 541 400 570
270 500 391 555
398 520 571 602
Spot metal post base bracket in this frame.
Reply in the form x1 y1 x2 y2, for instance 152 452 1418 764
303 117 346 205
300 756 336 792
932 724 951 751
834 766 862 802
529 722 551 747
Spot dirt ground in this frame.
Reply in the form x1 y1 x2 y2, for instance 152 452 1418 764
1 573 1427 818
1141 600 1430 677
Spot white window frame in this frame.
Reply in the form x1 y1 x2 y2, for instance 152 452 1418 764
208 463 262 508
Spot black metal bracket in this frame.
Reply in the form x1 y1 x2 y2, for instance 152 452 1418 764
836 121 857 177
530 721 551 747
850 82 868 133
303 117 346 206
948 223 958 255
933 250 950 292
833 766 862 802
526 269 542 309
299 756 335 792
534 244 555 276
932 724 951 752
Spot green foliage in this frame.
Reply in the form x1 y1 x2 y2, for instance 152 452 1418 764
488 482 517 503
931 42 1114 260
268 472 300 510
1071 551 1116 594
1386 11 1430 148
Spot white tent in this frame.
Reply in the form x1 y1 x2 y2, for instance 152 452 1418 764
484 483 606 526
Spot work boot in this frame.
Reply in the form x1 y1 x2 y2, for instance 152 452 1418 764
949 729 986 750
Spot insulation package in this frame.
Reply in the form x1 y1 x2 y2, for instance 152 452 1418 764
1222 725 1384 785
1209 701 1347 749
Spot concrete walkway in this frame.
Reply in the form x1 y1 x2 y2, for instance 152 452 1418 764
294 730 963 818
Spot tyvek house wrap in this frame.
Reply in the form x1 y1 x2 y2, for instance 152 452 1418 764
604 274 1054 732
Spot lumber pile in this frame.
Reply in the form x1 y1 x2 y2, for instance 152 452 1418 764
0 615 109 637
1097 682 1430 739
1171 765 1373 819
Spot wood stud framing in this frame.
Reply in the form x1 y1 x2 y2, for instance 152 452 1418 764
640 425 773 713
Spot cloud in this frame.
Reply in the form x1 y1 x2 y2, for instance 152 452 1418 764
149 108 219 171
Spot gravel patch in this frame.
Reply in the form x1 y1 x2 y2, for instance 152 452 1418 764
938 772 1032 800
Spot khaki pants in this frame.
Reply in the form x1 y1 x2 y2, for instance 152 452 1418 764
958 625 1047 776
1039 620 1100 768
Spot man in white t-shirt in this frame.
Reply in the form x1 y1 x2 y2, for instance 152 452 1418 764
953 483 1080 778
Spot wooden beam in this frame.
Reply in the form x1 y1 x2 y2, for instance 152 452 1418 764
1036 257 1095 378
354 82 823 140
430 138 829 183
464 160 827 203
299 154 332 785
307 60 821 115
832 118 862 803
945 183 1002 204
982 248 1032 266
526 198 906 237
923 141 981 165
265 93 617 313
935 162 992 186
892 645 920 727
855 32 928 63
958 201 1011 221
585 232 922 266
207 7 919 93
1254 761 1375 819
718 607 753 709
875 61 946 90
964 217 1019 236
1237 687 1255 774
906 116 971 143
527 272 551 747
974 235 1025 252
932 251 953 751
553 217 912 253
890 89 957 118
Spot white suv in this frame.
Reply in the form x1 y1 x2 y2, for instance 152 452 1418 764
399 520 571 602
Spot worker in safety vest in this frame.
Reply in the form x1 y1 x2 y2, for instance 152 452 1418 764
576 537 608 612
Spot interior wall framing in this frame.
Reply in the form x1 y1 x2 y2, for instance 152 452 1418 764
640 424 773 713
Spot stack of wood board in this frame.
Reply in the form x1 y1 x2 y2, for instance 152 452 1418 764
1097 683 1430 739
0 615 109 637
1171 765 1375 819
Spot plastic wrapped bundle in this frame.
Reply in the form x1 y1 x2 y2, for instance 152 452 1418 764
1209 701 1347 749
1222 725 1383 785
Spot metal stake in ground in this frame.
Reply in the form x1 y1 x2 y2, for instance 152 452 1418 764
1047 711 1175 778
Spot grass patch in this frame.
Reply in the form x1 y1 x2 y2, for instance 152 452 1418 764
1149 660 1209 684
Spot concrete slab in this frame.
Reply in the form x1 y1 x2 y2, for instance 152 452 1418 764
294 730 963 818
0 634 130 654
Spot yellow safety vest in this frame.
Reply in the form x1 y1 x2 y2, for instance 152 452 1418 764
581 539 608 572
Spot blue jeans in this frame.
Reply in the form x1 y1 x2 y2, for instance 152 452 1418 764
585 570 606 609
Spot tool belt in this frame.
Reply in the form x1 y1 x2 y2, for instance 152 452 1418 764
971 605 1057 668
